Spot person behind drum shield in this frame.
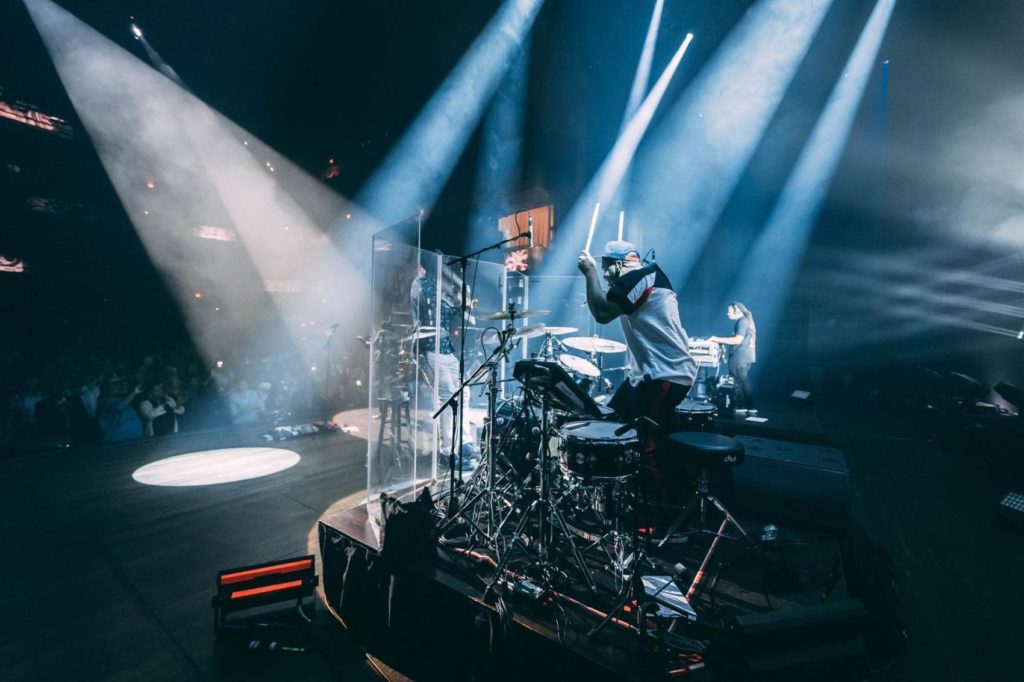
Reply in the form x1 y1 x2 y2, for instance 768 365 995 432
410 264 461 459
577 241 698 498
710 302 756 415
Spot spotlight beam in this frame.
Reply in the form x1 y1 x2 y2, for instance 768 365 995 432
727 0 897 354
545 31 693 275
631 0 835 284
621 0 665 129
353 0 544 232
25 0 364 369
817 247 1024 295
823 276 1021 343
822 268 1024 319
467 41 530 251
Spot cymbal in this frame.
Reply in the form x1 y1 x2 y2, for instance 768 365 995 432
562 336 627 353
541 326 577 336
401 327 436 342
558 353 601 378
511 323 546 340
478 308 550 321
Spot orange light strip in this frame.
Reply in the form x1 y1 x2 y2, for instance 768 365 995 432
230 579 304 600
220 559 313 586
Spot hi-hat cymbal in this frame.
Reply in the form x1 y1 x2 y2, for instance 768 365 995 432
478 308 550 321
562 336 627 353
511 323 546 340
541 326 577 336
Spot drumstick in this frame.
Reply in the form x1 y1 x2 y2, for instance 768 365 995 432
618 211 624 241
584 202 601 255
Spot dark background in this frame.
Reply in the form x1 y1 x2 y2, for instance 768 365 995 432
2 0 1022 399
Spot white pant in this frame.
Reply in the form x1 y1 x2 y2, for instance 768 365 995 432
426 351 460 452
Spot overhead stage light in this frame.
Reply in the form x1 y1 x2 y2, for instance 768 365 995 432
130 22 142 40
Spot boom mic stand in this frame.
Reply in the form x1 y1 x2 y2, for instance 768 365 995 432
440 231 531 516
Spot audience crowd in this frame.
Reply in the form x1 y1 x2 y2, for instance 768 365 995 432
0 340 368 454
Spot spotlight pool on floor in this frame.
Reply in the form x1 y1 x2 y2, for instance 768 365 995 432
132 447 301 487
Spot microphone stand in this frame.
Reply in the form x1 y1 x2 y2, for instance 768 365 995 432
323 323 339 422
440 230 530 516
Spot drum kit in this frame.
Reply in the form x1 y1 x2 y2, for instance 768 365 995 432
437 305 717 608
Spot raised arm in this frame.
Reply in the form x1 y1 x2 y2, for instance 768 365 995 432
578 252 622 324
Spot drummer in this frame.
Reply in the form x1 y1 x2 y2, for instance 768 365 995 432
577 241 697 497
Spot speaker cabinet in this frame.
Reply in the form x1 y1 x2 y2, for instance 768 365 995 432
732 436 850 532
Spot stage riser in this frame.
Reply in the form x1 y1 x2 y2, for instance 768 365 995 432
319 522 626 682
721 599 869 680
730 436 850 533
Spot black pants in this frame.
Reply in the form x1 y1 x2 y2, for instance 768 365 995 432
733 362 755 410
608 379 689 499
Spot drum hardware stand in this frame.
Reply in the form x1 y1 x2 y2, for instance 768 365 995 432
655 466 759 606
588 416 660 638
485 381 598 598
443 230 532 517
655 469 754 550
436 325 520 547
536 330 566 361
571 485 635 592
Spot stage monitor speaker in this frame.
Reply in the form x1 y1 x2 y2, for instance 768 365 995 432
732 436 849 532
722 599 868 678
789 389 814 409
998 491 1024 532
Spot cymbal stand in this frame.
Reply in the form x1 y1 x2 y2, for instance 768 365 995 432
536 331 565 362
485 380 597 598
436 327 523 551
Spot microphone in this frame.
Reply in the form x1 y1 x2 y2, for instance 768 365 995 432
527 212 534 248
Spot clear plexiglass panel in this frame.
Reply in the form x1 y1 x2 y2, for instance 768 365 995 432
367 230 508 519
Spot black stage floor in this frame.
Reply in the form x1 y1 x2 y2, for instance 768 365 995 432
4 396 1024 680
0 423 381 681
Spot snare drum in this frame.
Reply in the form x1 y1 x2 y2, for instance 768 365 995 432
673 398 717 433
558 420 640 482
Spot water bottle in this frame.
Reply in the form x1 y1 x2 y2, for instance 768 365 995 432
761 523 779 543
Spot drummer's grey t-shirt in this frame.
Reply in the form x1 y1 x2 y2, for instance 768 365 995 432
607 265 697 387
